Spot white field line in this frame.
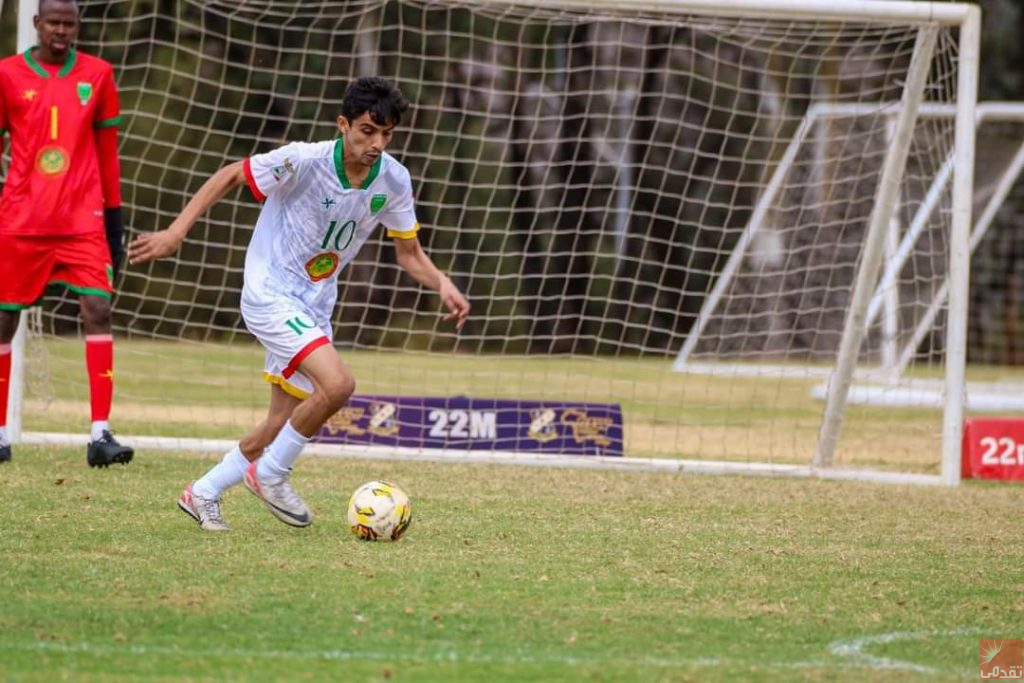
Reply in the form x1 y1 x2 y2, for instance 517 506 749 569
0 640 718 668
829 626 981 675
0 628 978 674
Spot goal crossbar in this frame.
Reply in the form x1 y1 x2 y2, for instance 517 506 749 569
467 0 975 25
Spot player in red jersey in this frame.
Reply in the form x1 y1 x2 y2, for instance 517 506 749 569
0 0 133 467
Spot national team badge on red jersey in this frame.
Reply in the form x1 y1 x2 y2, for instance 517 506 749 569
77 82 93 105
36 145 68 175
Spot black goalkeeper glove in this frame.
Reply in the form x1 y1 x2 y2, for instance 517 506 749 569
104 207 125 280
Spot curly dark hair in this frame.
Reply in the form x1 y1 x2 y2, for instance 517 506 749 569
341 77 409 128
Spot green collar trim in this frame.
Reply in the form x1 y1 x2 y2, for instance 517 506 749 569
333 138 347 188
333 136 382 190
23 45 77 78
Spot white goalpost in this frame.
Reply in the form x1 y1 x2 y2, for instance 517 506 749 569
674 101 1024 473
5 0 39 448
7 0 984 485
675 103 1024 383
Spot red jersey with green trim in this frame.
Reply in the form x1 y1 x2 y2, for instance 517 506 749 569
0 46 120 235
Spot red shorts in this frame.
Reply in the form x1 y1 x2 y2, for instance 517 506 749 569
0 231 112 309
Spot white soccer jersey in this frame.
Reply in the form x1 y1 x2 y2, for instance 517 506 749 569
240 138 419 323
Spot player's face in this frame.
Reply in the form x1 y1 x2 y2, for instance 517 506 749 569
34 1 80 61
338 112 395 168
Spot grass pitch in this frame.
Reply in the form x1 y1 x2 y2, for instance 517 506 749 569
1 444 1022 681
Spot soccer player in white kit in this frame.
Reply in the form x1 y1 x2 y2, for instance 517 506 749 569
128 77 470 531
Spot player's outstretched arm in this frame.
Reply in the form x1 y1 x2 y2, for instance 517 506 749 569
392 236 470 330
128 160 247 265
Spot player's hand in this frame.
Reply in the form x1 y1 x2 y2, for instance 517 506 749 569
127 229 185 265
440 279 470 330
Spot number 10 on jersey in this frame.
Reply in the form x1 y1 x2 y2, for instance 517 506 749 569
322 219 356 251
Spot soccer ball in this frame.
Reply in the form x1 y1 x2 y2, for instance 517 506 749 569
346 480 412 542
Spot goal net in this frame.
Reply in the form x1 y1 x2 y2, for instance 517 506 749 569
7 0 982 484
676 103 1024 407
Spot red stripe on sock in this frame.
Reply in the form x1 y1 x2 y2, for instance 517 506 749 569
86 337 114 422
282 336 330 379
0 347 10 428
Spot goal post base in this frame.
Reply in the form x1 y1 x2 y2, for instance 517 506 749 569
21 431 947 486
810 381 1024 413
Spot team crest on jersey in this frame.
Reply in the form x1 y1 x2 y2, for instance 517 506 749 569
77 82 93 105
36 145 68 175
22 89 38 101
370 194 388 214
305 252 340 282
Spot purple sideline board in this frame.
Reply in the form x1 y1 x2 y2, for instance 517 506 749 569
313 395 624 457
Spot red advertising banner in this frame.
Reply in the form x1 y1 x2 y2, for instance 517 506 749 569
962 418 1024 481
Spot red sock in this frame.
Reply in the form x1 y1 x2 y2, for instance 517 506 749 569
0 343 10 428
86 335 114 422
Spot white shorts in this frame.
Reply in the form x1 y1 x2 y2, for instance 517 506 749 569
241 298 332 399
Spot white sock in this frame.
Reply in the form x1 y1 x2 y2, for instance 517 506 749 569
257 420 308 480
0 426 8 446
193 445 250 499
90 421 110 441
